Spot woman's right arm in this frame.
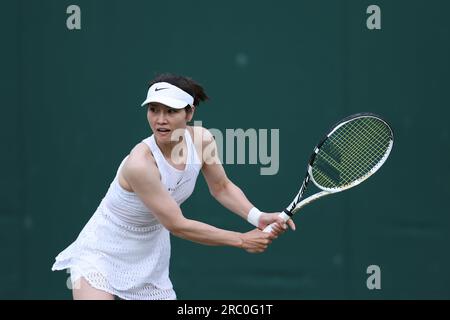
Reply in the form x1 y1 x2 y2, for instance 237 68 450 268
121 145 275 253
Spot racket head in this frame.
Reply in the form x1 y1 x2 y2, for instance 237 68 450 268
308 113 393 193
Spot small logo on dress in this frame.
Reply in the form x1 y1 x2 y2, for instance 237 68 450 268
168 178 191 192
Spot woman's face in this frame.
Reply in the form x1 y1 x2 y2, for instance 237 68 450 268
147 102 194 144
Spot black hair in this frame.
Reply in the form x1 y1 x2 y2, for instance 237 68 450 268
148 73 209 109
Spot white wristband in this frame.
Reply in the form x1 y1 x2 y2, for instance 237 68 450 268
247 207 262 227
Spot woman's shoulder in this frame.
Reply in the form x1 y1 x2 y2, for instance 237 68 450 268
187 125 215 145
123 143 158 173
118 143 160 191
187 126 220 167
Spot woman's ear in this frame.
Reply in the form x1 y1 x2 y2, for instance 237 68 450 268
186 106 195 122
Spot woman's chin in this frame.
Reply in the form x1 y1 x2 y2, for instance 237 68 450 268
154 131 173 143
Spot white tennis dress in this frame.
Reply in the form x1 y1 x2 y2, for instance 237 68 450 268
52 129 202 300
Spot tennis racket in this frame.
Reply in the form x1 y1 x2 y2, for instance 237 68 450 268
263 112 394 233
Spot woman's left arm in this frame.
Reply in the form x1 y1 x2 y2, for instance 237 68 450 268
203 163 253 219
199 127 295 231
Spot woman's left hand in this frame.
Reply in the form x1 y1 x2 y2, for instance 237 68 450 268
258 213 296 236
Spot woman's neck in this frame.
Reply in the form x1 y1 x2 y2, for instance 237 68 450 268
155 129 188 162
157 139 182 158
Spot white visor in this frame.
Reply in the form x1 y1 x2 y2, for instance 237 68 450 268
141 82 194 109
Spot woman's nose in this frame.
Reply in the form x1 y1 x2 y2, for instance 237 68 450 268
156 112 168 123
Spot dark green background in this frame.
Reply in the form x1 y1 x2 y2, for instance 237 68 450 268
1 0 449 299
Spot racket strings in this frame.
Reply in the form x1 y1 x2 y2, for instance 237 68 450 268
317 119 390 186
321 120 388 184
311 117 392 189
334 120 389 177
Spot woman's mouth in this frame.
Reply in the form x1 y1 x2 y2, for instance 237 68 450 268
156 128 171 136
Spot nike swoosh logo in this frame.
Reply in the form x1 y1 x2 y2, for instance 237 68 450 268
177 178 191 186
155 87 169 92
168 179 190 192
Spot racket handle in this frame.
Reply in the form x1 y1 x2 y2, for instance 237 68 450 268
262 211 291 233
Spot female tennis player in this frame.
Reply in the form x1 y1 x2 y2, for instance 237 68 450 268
52 73 295 300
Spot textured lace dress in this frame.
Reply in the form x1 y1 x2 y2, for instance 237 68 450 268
52 129 202 299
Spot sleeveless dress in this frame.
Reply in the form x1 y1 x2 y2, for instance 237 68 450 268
52 129 202 300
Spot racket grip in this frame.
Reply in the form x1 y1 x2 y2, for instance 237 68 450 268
262 211 291 233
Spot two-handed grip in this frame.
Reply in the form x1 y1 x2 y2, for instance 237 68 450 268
262 211 291 233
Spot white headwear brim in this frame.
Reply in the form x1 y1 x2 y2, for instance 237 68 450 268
141 82 194 109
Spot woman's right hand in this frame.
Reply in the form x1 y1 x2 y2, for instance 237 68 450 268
240 229 276 253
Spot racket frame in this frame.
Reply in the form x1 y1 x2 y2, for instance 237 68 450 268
263 113 394 232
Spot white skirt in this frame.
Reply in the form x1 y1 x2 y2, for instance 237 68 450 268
52 203 176 300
